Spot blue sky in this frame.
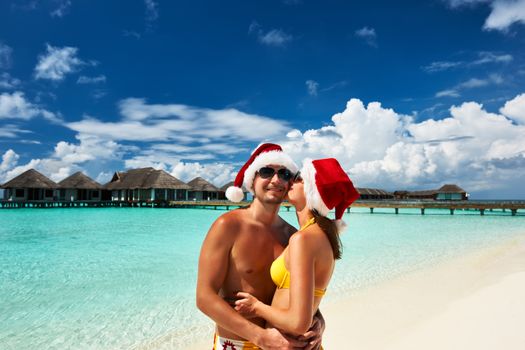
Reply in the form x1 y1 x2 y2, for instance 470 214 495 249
1 0 524 198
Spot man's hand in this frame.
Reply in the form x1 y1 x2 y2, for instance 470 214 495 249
297 312 325 350
256 328 307 350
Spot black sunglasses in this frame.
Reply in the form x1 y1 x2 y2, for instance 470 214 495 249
258 167 294 181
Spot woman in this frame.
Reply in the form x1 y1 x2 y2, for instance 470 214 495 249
235 158 359 338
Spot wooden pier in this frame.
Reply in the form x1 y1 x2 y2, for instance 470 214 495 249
350 200 525 216
0 200 175 209
1 199 524 216
168 200 525 216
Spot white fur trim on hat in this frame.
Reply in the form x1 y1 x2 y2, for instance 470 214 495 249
225 186 244 202
335 219 347 234
243 150 299 194
301 159 330 217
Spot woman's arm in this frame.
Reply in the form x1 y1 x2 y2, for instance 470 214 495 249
235 232 316 335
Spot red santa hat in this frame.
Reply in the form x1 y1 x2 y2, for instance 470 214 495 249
226 143 298 202
301 158 360 233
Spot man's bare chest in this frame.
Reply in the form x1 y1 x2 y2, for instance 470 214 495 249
229 231 285 279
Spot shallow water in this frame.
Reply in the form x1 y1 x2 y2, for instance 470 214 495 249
0 207 523 349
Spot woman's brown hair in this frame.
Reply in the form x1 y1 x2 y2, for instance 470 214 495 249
311 209 342 260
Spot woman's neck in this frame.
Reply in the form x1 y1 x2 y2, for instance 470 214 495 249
295 206 314 229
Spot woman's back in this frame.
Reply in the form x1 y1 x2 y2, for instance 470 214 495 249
268 222 335 323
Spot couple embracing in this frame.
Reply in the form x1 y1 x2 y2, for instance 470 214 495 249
197 143 359 350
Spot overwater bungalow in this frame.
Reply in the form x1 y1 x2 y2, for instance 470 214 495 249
357 188 394 200
395 184 468 201
406 189 436 200
57 171 107 201
218 181 249 201
1 169 58 201
435 184 468 201
187 177 219 201
105 167 190 202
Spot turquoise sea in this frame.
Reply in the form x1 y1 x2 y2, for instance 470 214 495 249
1 207 524 349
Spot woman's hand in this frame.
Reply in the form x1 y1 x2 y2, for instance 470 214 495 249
234 292 261 318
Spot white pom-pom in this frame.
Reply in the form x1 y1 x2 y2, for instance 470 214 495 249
335 219 348 234
226 186 244 203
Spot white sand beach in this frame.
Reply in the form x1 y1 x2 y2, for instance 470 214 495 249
187 234 525 350
322 235 525 350
189 234 525 350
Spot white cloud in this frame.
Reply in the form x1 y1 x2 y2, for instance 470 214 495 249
306 80 319 96
249 21 293 47
50 0 71 18
472 51 513 64
1 157 76 183
444 0 525 31
144 0 159 31
0 149 19 172
436 89 461 98
259 29 293 46
120 153 236 187
170 161 236 187
0 72 21 89
0 135 122 184
278 95 525 194
152 142 246 155
500 93 525 124
355 26 377 47
458 78 489 89
423 61 463 72
0 91 48 120
304 80 347 96
54 134 120 164
0 42 13 69
320 81 348 92
19 139 42 145
0 124 31 138
423 52 512 73
145 0 159 22
445 0 491 8
67 99 290 146
10 1 39 11
484 0 525 31
123 30 142 39
95 171 113 184
77 75 106 84
34 44 85 81
436 74 504 98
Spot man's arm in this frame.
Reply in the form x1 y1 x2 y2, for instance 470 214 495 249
300 309 325 350
196 215 304 349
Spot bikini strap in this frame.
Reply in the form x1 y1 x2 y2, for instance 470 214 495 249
300 217 316 231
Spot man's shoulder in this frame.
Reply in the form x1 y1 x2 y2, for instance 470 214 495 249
210 209 247 233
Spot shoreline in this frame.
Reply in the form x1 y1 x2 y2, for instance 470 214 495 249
188 234 525 349
322 234 525 349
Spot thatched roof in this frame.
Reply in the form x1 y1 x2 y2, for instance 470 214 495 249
357 188 393 196
219 181 248 192
407 190 436 197
187 177 219 192
58 172 103 190
105 167 190 190
437 184 466 194
1 169 58 189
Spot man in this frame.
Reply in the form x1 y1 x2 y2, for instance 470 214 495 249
197 143 323 350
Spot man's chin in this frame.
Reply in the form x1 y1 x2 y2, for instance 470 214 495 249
262 195 285 204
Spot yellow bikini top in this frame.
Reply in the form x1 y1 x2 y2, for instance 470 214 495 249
270 217 326 297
